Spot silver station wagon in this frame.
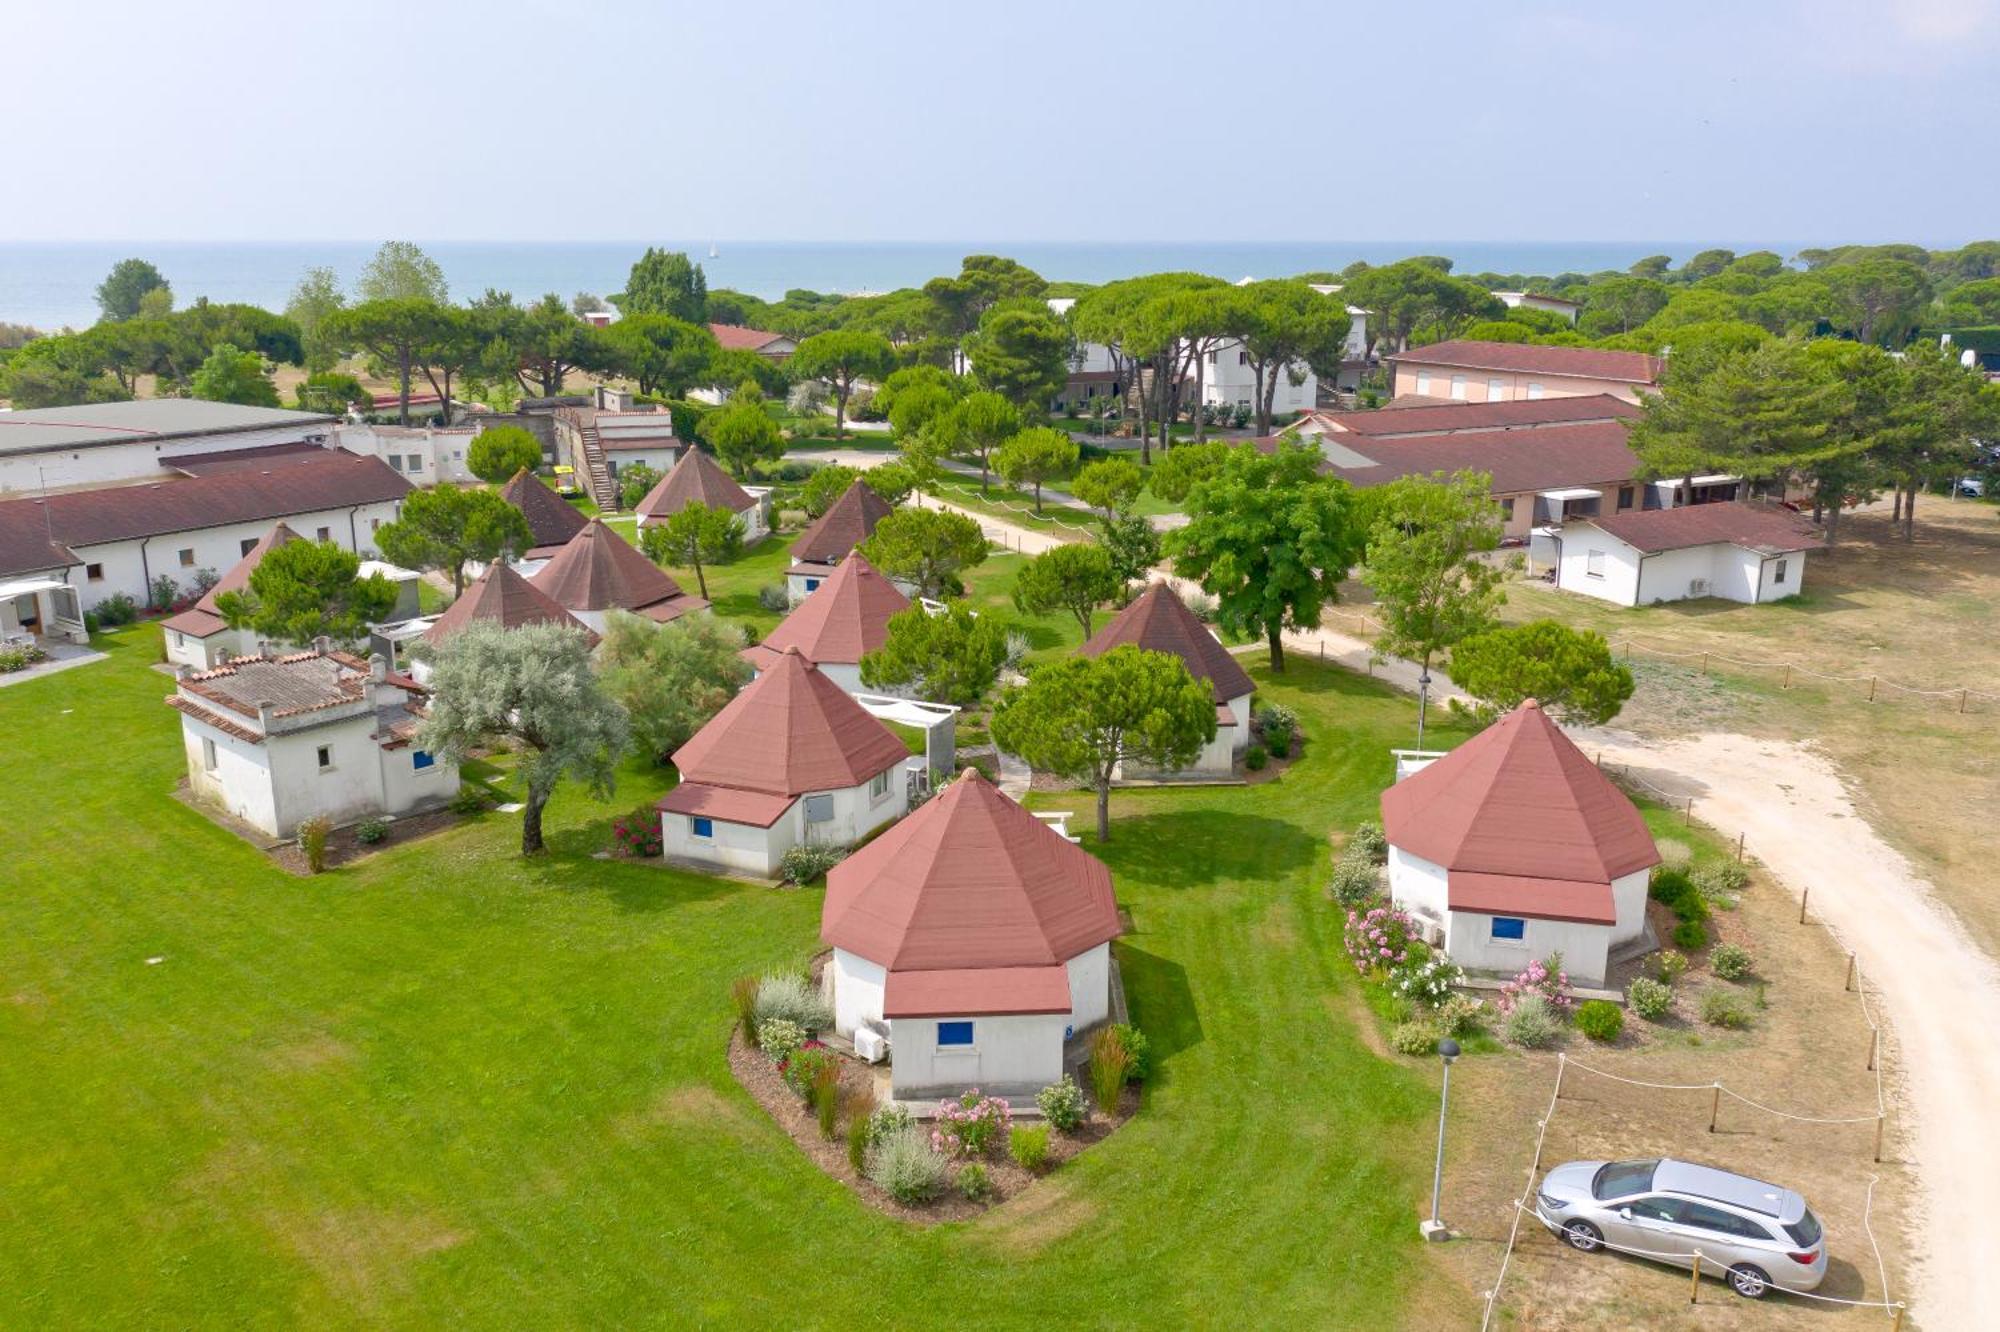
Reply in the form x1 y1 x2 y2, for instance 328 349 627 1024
1534 1157 1829 1299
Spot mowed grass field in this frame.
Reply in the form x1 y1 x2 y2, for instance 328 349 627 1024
0 623 1479 1326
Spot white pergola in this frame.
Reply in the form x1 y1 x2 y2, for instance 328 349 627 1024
0 575 87 646
853 693 960 781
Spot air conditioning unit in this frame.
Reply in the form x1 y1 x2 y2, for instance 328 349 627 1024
1688 578 1710 597
854 1024 889 1064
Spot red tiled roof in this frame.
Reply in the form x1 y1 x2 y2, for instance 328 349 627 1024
1584 502 1822 556
656 781 797 828
791 481 893 565
160 522 302 640
751 552 908 668
634 448 756 520
500 469 588 555
165 694 264 744
1392 339 1662 384
422 561 598 647
671 648 909 797
1312 421 1641 496
823 769 1121 972
1382 699 1659 887
1447 872 1617 927
708 323 790 352
1306 394 1638 438
0 452 411 577
165 442 333 475
1080 582 1254 702
883 965 1074 1018
529 519 705 617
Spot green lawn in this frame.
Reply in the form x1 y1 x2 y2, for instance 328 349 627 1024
0 623 1475 1326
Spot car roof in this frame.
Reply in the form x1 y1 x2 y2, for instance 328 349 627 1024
1655 1159 1805 1222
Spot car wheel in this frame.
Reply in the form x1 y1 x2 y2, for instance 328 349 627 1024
1562 1221 1603 1253
1728 1264 1771 1299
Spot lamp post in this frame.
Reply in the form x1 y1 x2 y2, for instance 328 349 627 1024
1421 1037 1460 1241
1415 668 1433 750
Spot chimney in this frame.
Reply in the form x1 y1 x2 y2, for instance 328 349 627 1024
173 663 192 681
255 700 273 733
313 635 332 657
369 653 387 683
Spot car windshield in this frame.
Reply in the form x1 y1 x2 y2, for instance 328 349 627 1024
1591 1160 1659 1200
1783 1209 1823 1248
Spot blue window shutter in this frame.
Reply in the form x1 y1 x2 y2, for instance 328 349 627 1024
412 749 436 770
937 1021 974 1047
692 817 714 838
1491 916 1526 940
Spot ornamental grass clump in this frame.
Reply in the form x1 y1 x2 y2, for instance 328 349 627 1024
1036 1076 1087 1132
931 1090 1012 1158
1701 988 1753 1030
1009 1123 1051 1172
810 1059 842 1139
867 1125 950 1204
730 975 760 1044
297 816 331 875
753 973 832 1033
1088 1026 1134 1114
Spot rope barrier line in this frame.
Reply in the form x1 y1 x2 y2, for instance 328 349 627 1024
1478 1055 1567 1332
1863 1176 1893 1318
931 479 1098 535
1560 1057 1882 1126
1503 1202 1904 1312
1616 634 2000 705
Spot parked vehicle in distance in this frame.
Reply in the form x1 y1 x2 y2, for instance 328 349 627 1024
1534 1157 1828 1299
1957 476 1986 499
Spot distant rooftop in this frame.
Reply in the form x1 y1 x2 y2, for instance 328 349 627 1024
0 400 337 457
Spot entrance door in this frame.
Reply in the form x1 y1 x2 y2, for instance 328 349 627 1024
13 594 40 633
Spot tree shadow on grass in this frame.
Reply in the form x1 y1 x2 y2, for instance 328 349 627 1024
530 820 744 914
1094 810 1318 891
1117 943 1203 1072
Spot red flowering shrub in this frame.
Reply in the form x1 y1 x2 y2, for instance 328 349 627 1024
611 807 664 858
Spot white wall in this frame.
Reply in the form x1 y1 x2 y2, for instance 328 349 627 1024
1199 340 1317 415
0 424 336 495
380 743 461 814
831 948 887 1038
1066 942 1112 1030
1388 845 1450 926
1609 868 1649 948
182 714 279 834
164 624 260 671
889 1011 1070 1101
661 805 794 876
1445 910 1613 986
604 445 682 480
1555 533 1643 607
336 424 478 486
786 566 834 602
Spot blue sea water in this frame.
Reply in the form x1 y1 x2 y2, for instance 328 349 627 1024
0 239 1797 331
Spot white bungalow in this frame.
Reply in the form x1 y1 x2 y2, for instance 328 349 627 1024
657 648 922 877
1380 698 1659 987
1548 502 1822 608
634 448 770 544
529 519 708 633
822 768 1124 1101
1079 581 1253 776
742 551 908 696
162 523 302 670
786 481 893 602
167 643 460 839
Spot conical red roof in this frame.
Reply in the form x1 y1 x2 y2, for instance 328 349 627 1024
162 521 302 638
671 648 909 797
529 519 706 619
501 469 587 554
1080 581 1254 701
823 768 1121 971
634 448 755 520
791 480 893 565
749 552 908 668
422 561 597 647
1381 699 1658 882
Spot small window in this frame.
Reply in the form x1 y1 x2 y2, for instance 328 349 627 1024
407 454 423 471
870 770 891 800
1487 377 1506 402
412 749 436 770
316 527 332 542
937 1021 974 1047
1490 916 1526 940
1773 558 1788 585
178 548 195 567
241 538 258 556
691 816 713 839
371 518 381 532
803 794 834 823
201 736 218 773
173 632 184 647
85 563 104 581
1449 374 1468 400
1617 486 1635 511
1237 349 1247 365
803 578 820 592
1585 550 1606 579
387 455 403 471
1415 370 1432 395
1527 382 1545 400
316 745 332 770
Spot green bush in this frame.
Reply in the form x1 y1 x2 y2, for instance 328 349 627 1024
780 842 846 886
1627 976 1673 1020
1391 1019 1441 1056
1671 918 1710 951
1575 999 1624 1043
354 818 389 845
1435 993 1489 1037
1693 860 1749 909
1503 994 1563 1049
867 1126 949 1203
753 973 832 1032
1710 942 1754 981
1243 744 1268 772
296 816 331 874
0 644 45 672
94 593 139 627
1651 949 1689 984
956 1162 993 1201
1330 848 1381 908
1009 1123 1051 1172
1257 704 1299 757
1649 866 1698 912
756 1018 805 1063
1089 1026 1134 1114
783 1043 838 1099
847 1113 871 1172
867 1103 913 1146
448 786 490 815
1109 1023 1151 1081
1348 820 1388 865
1700 989 1752 1029
758 583 791 612
1036 1076 1087 1132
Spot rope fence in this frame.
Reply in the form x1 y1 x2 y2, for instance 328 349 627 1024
927 478 1099 538
1613 634 2000 713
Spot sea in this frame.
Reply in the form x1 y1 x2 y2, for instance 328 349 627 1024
0 240 1800 332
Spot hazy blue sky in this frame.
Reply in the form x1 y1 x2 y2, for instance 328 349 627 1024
9 0 1997 244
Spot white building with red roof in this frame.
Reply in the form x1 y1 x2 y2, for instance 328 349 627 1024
634 447 770 544
167 643 459 838
1388 339 1662 405
743 552 908 694
1551 502 1823 607
161 522 302 670
657 648 920 877
528 519 708 632
822 769 1124 1099
1080 581 1255 774
1380 699 1660 985
786 480 894 602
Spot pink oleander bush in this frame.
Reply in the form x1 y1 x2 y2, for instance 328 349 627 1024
930 1089 1012 1158
611 808 663 858
1343 904 1418 976
1496 953 1575 1018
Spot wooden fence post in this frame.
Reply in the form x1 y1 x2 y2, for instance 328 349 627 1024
1735 831 1745 863
1868 675 1878 702
1683 798 1693 826
1782 663 1791 689
1689 1252 1702 1303
1875 1114 1886 1163
1708 1084 1720 1133
1868 1028 1879 1072
1845 953 1856 992
1799 887 1810 925
1554 1055 1566 1100
1700 651 1709 676
1963 689 1970 714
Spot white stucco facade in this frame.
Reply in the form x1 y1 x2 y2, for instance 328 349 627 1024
335 424 479 486
164 623 260 671
1555 529 1809 607
1114 691 1249 780
1199 341 1318 417
0 421 338 495
660 759 920 878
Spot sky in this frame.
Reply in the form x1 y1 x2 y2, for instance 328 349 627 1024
7 0 1999 244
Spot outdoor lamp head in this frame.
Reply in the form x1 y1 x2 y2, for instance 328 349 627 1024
1437 1038 1460 1064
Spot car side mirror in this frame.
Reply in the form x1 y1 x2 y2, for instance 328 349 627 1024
1619 1208 1633 1221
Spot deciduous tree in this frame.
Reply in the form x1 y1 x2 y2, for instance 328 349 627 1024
930 390 1018 492
789 328 896 438
1359 471 1506 671
596 610 750 763
696 384 786 475
213 539 398 646
614 248 708 322
1070 458 1145 519
604 314 718 397
95 258 170 322
639 499 743 598
189 343 279 407
966 303 1070 416
993 425 1078 511
357 242 447 304
990 646 1216 841
285 266 347 373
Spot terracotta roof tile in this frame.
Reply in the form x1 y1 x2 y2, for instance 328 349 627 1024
529 519 703 617
656 781 797 828
422 561 598 647
1306 394 1638 438
708 323 790 352
1080 582 1255 702
1300 421 1642 495
754 553 908 666
791 481 893 565
1447 872 1617 926
883 965 1074 1018
634 448 756 520
1381 699 1659 885
671 648 909 797
1583 502 1822 555
500 469 588 554
161 522 302 639
1391 339 1662 384
823 769 1122 973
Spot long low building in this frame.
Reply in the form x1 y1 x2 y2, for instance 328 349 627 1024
0 399 339 495
1386 339 1662 405
1545 502 1823 606
0 449 412 616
